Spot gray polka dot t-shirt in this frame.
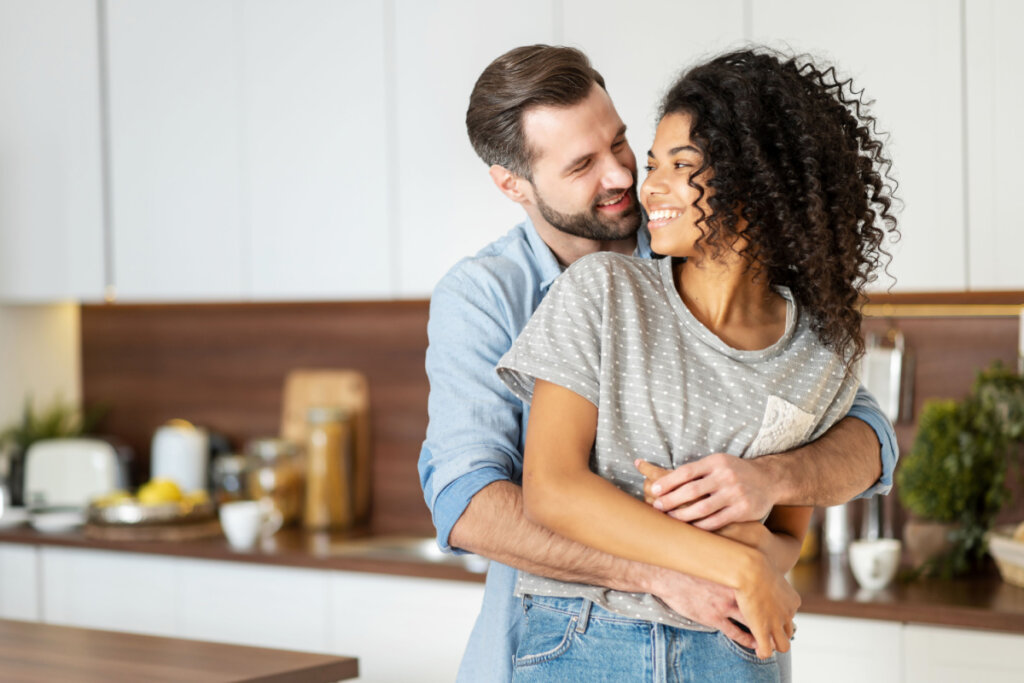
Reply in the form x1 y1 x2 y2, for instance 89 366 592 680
496 251 858 630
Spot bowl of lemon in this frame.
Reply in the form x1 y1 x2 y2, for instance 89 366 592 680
88 478 214 526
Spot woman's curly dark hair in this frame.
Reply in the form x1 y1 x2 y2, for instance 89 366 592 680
659 48 899 367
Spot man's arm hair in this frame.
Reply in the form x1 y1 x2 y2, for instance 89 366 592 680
759 415 881 507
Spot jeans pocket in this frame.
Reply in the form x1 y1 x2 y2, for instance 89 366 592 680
513 599 578 668
716 630 778 665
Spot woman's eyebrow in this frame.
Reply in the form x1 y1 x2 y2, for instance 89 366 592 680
646 144 700 159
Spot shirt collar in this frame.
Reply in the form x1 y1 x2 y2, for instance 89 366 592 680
522 216 564 294
634 214 654 258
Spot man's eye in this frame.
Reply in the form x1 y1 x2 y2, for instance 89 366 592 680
612 138 626 149
574 160 591 173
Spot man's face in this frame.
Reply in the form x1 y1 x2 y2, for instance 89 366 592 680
520 85 641 241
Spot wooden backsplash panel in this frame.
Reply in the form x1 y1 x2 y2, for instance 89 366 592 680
82 298 1024 539
81 300 434 536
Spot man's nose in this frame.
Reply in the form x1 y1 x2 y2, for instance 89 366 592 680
601 156 634 190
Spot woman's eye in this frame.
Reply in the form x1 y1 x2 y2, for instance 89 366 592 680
674 162 691 169
643 164 655 172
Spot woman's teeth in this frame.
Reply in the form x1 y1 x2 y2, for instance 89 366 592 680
648 209 681 221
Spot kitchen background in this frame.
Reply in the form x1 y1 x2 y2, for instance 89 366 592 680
2 1 1024 682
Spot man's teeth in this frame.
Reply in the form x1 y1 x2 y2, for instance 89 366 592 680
648 209 681 221
597 193 625 206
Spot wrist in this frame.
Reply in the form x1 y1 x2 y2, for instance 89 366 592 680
731 545 769 592
755 454 793 507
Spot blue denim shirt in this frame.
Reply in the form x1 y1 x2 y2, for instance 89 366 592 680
418 217 898 682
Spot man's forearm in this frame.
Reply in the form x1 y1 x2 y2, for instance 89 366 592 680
762 416 882 507
449 480 657 592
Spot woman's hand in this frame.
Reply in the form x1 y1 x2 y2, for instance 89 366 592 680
634 456 775 530
734 552 800 659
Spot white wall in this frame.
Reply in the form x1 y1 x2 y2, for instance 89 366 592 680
0 304 81 427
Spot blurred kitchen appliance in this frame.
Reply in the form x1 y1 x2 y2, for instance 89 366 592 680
859 329 905 424
151 420 209 492
303 406 354 531
245 438 304 524
23 438 121 509
824 504 852 556
281 370 371 526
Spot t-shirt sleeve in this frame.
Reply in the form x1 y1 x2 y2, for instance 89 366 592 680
497 258 606 407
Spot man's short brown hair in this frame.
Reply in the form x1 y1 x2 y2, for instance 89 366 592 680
466 45 606 179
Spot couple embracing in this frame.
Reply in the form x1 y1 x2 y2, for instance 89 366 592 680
420 44 899 682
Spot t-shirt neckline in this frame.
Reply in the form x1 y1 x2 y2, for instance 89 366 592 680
658 256 797 362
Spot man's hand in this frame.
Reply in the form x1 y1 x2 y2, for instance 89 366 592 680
647 567 756 650
634 456 775 531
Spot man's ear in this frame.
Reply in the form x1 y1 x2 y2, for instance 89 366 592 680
489 165 531 205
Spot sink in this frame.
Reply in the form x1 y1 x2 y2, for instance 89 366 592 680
327 535 490 574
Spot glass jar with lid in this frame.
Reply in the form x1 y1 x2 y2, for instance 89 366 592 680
245 437 304 525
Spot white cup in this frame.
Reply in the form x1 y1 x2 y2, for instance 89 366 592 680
219 500 283 550
849 538 902 591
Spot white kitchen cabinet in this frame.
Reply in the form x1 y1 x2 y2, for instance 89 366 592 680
791 613 903 683
327 572 484 683
0 544 40 621
751 0 965 293
903 624 1024 683
105 0 246 301
40 546 178 637
562 0 745 182
106 0 394 302
241 0 391 300
964 0 1024 290
392 0 557 297
0 0 106 303
177 558 331 652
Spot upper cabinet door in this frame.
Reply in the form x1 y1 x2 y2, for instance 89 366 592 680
752 0 965 293
562 0 745 188
392 0 557 298
965 0 1024 290
242 0 390 300
106 0 245 301
0 0 105 303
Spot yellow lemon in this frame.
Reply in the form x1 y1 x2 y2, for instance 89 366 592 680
137 478 183 505
93 490 132 508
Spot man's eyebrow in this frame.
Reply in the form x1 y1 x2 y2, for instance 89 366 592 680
562 126 629 174
646 144 701 158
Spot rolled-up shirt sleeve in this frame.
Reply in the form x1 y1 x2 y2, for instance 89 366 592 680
847 384 899 498
418 268 527 554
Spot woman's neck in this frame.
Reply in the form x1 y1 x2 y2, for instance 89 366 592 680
674 254 787 351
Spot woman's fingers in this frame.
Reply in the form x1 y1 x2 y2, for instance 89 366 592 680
720 619 757 651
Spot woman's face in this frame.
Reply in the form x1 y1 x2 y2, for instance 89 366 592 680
640 112 713 258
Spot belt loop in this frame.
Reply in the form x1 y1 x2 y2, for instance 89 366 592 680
575 599 592 634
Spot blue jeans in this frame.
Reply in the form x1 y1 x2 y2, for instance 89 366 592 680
511 595 781 683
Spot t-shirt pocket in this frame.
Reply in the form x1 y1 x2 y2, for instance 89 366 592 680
746 394 816 458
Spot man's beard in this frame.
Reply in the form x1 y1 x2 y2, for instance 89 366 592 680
534 185 641 241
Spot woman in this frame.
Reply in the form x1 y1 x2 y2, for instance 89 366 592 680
496 48 897 681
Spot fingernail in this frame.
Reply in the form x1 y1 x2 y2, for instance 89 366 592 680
653 500 663 510
651 484 661 494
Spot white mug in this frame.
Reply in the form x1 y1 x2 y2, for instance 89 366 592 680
849 538 902 591
219 500 283 550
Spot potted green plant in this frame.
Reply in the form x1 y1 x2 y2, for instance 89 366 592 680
898 362 1024 578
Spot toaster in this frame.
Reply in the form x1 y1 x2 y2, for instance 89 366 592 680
24 438 122 509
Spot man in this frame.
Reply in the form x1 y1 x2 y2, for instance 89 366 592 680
419 45 897 681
